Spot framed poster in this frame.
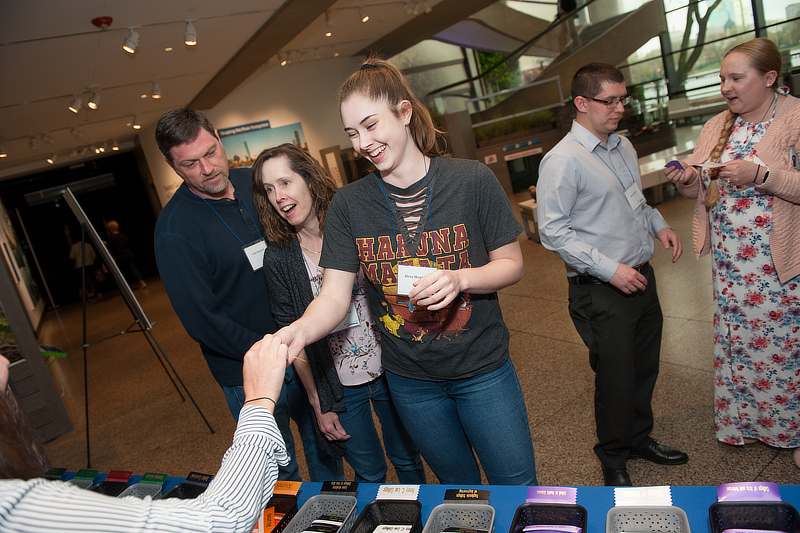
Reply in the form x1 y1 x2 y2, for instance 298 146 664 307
218 120 308 170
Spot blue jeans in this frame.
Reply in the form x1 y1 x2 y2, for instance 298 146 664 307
385 358 537 486
339 374 426 483
223 365 344 482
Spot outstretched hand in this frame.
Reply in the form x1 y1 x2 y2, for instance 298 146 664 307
242 335 289 412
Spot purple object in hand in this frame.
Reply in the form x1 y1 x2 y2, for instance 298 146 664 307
665 160 684 171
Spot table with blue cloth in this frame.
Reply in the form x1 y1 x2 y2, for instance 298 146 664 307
73 474 800 533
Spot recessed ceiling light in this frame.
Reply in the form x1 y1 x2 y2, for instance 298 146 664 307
325 31 332 37
165 47 173 52
47 153 57 164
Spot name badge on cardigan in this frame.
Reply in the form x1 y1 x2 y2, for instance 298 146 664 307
244 240 267 271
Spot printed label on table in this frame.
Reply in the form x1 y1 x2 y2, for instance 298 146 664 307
717 482 781 502
523 525 582 533
140 472 167 486
444 488 491 504
74 468 99 480
274 480 302 495
373 526 412 533
185 471 214 487
527 486 577 504
44 467 67 480
105 470 133 483
376 484 420 500
614 486 672 507
321 480 359 494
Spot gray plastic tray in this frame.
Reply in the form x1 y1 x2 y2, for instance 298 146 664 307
284 494 359 533
606 506 691 533
422 503 496 533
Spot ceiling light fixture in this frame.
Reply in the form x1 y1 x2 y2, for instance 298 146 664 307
88 90 100 110
184 20 197 46
71 127 83 138
325 31 332 37
42 133 55 144
132 115 141 130
326 10 334 26
151 81 162 99
333 46 340 58
280 52 288 67
112 139 120 151
46 153 57 164
69 94 81 113
0 141 7 158
123 27 139 53
359 6 369 22
29 137 38 150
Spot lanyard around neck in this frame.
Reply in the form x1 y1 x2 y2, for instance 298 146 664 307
198 193 262 247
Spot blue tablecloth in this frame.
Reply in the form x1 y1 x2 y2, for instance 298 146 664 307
72 474 800 533
293 483 800 533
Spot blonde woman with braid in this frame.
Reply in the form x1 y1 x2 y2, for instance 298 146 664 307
665 38 800 466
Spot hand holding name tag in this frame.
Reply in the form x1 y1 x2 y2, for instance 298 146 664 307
398 264 463 311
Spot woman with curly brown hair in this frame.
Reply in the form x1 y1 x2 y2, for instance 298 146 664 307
251 143 424 483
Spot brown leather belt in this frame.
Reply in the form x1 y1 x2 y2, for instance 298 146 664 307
567 262 650 285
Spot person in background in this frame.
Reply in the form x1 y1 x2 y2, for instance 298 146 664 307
538 62 686 486
664 37 800 467
0 337 291 533
273 58 537 486
105 220 146 290
153 108 343 482
68 239 97 298
252 143 426 483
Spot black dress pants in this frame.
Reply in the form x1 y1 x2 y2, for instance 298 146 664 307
568 266 663 469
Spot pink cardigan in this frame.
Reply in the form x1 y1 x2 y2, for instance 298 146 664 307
678 95 800 284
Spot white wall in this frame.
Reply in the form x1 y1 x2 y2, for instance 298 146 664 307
141 56 364 208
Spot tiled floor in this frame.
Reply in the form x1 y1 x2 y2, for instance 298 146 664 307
38 179 799 486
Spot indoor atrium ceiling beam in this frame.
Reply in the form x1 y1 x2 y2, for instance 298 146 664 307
189 0 338 110
355 0 499 58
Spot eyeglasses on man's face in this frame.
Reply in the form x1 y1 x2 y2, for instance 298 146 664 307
581 95 631 108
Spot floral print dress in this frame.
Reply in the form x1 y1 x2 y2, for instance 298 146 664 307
304 250 383 386
706 115 800 448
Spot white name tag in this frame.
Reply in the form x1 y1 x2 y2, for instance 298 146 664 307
396 264 438 296
243 240 267 272
332 301 359 332
625 183 646 211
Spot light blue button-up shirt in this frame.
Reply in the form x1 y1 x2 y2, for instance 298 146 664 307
537 120 671 281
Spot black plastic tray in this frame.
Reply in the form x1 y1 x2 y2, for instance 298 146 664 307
709 501 800 533
351 500 423 533
88 480 128 497
159 481 208 500
509 503 587 533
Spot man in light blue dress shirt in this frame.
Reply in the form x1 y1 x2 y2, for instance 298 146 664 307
537 63 688 486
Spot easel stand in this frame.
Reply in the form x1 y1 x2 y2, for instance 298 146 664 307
78 226 214 468
64 185 215 468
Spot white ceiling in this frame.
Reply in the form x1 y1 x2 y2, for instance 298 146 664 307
1 0 499 180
